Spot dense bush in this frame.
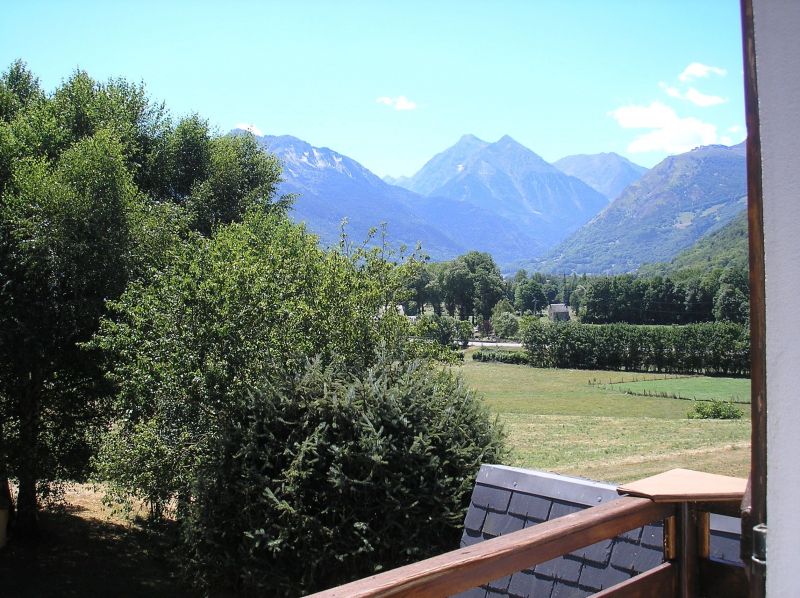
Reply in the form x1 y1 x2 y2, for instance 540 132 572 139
472 349 529 365
522 320 749 376
687 399 744 420
182 355 505 595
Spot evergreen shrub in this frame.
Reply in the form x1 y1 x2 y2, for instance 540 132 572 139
182 354 505 596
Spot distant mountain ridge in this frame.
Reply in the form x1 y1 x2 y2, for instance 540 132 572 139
538 143 747 274
393 134 609 247
395 134 490 196
245 132 550 264
254 134 460 257
554 152 648 200
237 129 745 274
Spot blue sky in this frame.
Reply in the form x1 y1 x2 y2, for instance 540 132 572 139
2 1 745 177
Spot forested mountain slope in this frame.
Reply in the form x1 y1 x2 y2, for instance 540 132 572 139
539 143 746 273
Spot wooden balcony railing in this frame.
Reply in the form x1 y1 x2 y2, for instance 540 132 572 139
308 469 746 598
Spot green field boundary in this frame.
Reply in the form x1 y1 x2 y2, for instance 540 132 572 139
587 374 750 404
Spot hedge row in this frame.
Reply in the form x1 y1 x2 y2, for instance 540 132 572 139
521 321 749 376
471 349 529 365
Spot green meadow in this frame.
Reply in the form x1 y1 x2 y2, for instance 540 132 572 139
459 349 751 483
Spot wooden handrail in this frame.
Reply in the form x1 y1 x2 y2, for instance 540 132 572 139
307 496 675 598
593 562 676 598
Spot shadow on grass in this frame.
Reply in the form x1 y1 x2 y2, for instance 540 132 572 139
0 509 196 597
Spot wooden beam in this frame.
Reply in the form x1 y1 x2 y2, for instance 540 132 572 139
677 503 698 598
308 497 674 598
593 563 676 598
740 0 767 595
695 500 744 519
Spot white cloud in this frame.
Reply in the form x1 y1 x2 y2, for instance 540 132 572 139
234 122 263 136
720 135 733 145
679 62 727 82
728 124 743 133
376 95 417 111
659 82 726 107
610 101 718 154
659 82 683 99
684 87 726 107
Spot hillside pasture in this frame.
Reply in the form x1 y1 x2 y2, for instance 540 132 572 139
460 349 751 483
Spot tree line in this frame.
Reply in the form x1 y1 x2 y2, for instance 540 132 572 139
577 268 749 325
401 254 749 341
521 320 749 376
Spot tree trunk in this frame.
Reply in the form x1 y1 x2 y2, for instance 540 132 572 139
14 378 40 538
0 419 15 536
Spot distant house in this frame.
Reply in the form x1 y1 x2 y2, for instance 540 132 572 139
547 303 570 321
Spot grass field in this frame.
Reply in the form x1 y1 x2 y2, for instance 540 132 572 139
598 376 750 404
459 348 751 483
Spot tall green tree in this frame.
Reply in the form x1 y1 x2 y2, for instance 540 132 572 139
0 61 285 535
0 130 140 532
514 278 547 314
187 134 288 235
440 251 504 321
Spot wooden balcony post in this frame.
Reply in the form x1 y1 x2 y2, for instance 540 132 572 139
677 503 698 598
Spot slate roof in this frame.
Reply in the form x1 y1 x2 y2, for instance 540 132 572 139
455 465 741 598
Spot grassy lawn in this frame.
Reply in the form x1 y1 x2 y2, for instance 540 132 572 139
459 348 751 483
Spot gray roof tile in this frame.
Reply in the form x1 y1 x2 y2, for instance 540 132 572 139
619 526 642 542
579 561 631 591
461 528 484 548
471 483 512 512
710 530 743 566
610 540 663 573
509 492 552 520
530 575 555 597
550 580 592 598
639 523 663 550
484 511 526 536
535 556 581 583
455 586 489 598
557 557 584 584
507 570 536 597
549 500 583 520
464 504 488 533
571 538 613 567
487 573 512 592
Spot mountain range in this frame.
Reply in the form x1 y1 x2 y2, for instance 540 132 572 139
239 128 746 274
537 143 747 274
390 134 610 248
250 132 613 265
